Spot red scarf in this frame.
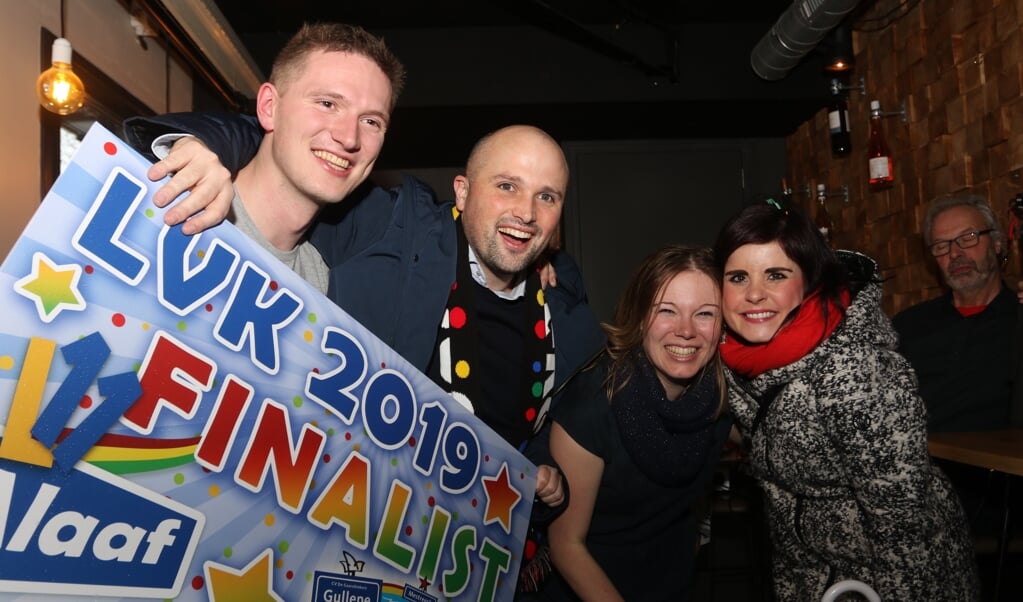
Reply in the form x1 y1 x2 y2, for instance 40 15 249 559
720 288 849 378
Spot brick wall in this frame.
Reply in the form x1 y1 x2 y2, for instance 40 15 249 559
785 0 1023 317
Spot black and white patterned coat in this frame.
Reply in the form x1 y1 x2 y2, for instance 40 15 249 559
726 252 978 602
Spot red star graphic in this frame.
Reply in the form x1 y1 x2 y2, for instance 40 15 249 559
481 462 522 534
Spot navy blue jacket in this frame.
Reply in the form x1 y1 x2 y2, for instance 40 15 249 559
122 112 605 386
892 285 1016 432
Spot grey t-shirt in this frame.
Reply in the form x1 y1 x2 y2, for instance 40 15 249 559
230 193 329 295
149 137 330 296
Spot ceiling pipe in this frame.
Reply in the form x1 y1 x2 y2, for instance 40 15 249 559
751 0 861 81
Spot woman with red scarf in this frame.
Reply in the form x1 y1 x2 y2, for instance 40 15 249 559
714 202 978 601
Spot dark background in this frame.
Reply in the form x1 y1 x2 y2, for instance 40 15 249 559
209 0 849 169
199 0 864 320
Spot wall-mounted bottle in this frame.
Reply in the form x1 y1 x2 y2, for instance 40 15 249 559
868 100 894 190
828 90 851 156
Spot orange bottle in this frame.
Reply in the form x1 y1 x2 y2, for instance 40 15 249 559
868 100 894 190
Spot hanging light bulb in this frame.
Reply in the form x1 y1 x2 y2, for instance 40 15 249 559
37 37 85 115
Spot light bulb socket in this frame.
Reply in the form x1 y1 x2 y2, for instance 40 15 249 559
51 37 73 65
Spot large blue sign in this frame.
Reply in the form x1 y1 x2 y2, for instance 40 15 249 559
0 124 535 601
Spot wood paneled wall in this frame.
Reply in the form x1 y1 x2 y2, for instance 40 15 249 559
785 0 1023 317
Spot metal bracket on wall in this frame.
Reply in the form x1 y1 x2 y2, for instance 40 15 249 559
829 76 865 97
876 99 908 124
817 183 849 204
782 181 811 200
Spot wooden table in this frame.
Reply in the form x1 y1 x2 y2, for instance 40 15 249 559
928 429 1023 601
929 429 1023 477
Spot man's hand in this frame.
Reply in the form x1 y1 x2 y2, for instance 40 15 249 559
148 137 233 235
534 464 564 507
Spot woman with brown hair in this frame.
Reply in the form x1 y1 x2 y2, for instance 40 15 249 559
540 245 732 600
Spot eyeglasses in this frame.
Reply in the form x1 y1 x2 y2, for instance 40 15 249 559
928 229 994 257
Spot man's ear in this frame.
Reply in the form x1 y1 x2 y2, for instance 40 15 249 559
453 175 469 212
254 82 278 132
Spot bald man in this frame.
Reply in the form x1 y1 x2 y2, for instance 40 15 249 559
429 126 576 451
455 126 567 292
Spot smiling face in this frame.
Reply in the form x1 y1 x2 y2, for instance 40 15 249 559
722 241 806 344
931 205 1002 298
642 270 722 400
453 126 568 292
259 50 392 206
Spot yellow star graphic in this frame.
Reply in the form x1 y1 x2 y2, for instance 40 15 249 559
481 462 522 534
14 252 86 323
204 548 284 602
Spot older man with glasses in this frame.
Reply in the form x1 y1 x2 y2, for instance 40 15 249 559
893 193 1014 434
892 193 1017 556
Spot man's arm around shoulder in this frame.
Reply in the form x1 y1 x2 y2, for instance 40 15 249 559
123 111 262 174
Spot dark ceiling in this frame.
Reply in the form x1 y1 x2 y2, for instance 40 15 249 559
214 1 795 34
209 0 844 168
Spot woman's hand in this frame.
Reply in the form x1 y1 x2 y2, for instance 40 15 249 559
534 464 564 507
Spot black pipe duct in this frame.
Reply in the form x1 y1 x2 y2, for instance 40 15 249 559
751 0 861 80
